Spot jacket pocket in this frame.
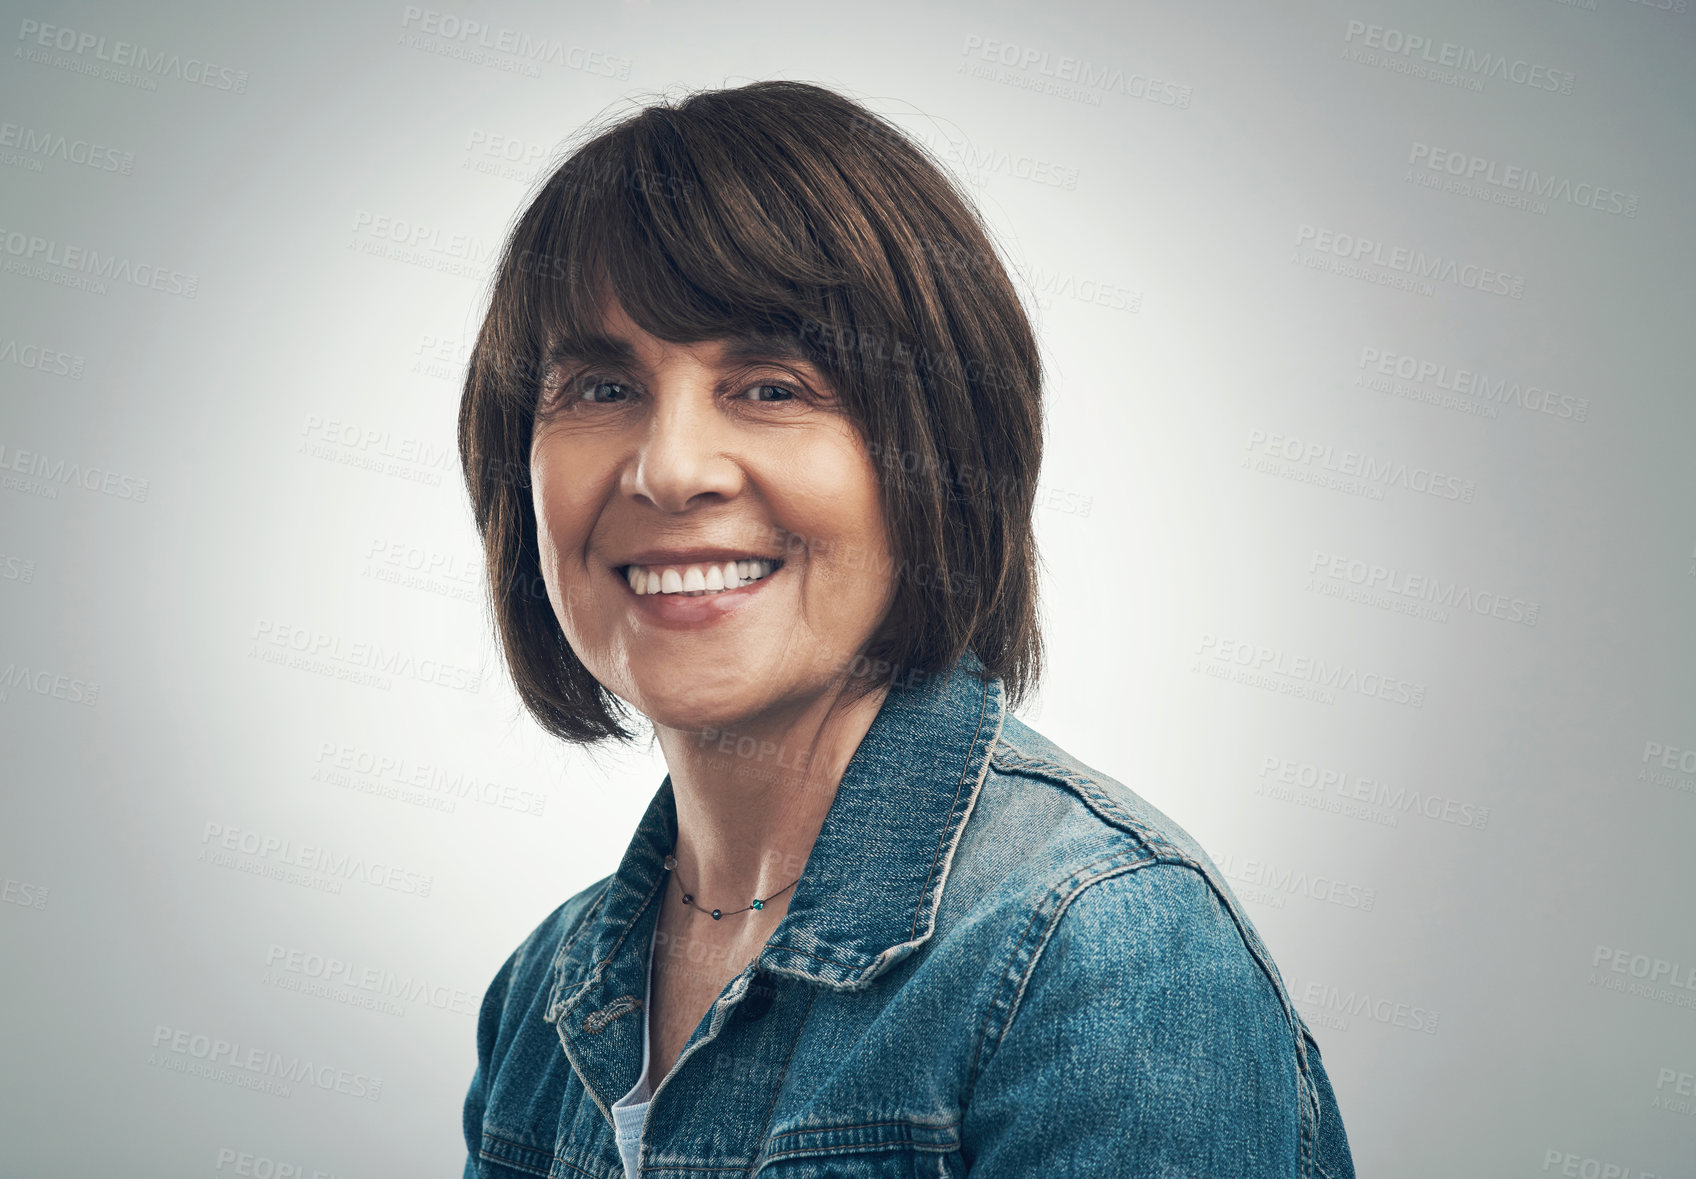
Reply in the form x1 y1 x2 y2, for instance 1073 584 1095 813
471 1128 555 1178
755 1118 965 1178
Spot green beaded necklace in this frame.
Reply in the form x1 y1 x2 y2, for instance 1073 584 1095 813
663 852 801 921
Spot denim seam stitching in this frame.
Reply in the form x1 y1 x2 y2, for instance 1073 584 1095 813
761 1118 963 1162
559 872 667 1028
905 673 998 946
988 746 1170 858
996 854 1170 1049
960 867 1060 1104
477 1127 557 1176
961 849 1157 1107
1296 1021 1329 1177
761 1140 961 1164
547 882 612 1018
988 741 1324 1168
742 985 820 1176
767 1116 964 1142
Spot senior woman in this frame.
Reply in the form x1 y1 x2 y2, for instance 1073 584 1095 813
456 80 1355 1178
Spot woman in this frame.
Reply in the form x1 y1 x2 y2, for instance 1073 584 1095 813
456 79 1355 1178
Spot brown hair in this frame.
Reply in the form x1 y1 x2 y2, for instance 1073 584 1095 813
457 79 1045 745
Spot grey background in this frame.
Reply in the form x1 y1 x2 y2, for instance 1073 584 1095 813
2 0 1693 1174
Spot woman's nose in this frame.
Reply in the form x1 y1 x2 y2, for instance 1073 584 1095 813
623 393 741 512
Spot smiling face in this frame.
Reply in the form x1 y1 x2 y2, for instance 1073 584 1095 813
528 294 899 734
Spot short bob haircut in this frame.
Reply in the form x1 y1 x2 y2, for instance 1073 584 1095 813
458 79 1046 745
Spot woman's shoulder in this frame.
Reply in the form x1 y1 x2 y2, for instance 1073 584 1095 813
964 712 1297 1014
957 714 1355 1176
984 712 1218 869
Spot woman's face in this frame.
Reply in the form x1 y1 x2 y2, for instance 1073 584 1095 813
529 296 898 734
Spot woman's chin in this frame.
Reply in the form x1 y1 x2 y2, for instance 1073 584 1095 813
627 681 770 736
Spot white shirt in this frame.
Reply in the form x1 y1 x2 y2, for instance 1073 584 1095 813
610 923 658 1179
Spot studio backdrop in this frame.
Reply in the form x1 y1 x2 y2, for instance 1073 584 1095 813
2 0 1693 1175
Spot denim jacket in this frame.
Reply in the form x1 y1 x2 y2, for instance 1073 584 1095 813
463 649 1357 1177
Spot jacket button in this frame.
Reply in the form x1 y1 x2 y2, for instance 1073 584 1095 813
739 970 776 1022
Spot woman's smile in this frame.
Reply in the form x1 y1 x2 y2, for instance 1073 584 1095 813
613 552 790 629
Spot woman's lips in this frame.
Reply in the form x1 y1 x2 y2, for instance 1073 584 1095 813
615 559 786 628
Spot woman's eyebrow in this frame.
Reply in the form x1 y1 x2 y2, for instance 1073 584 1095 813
718 331 815 367
546 330 816 370
545 334 637 370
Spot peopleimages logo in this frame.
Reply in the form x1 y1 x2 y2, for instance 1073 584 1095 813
1289 975 1440 1034
0 441 149 501
1539 1148 1670 1178
1012 258 1141 313
1307 550 1540 627
1196 633 1426 707
361 535 481 605
1295 224 1526 298
0 661 100 706
16 19 250 92
1408 143 1639 218
0 227 199 297
264 944 478 1016
1591 944 1696 1010
312 740 547 817
213 1147 342 1177
350 209 498 266
0 121 134 173
1358 346 1590 423
1211 851 1378 911
149 1024 381 1100
0 339 85 379
249 618 482 694
1654 1066 1696 1119
1245 428 1477 504
2 877 50 910
298 413 451 489
1341 20 1575 95
958 34 1193 108
398 6 631 79
1641 741 1696 776
1638 740 1696 798
462 127 559 183
1257 755 1490 831
940 136 1080 191
348 209 498 281
198 820 435 898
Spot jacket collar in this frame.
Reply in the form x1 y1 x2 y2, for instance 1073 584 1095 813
548 647 1007 1015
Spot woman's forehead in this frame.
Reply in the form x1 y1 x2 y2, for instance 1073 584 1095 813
543 325 820 377
546 288 815 367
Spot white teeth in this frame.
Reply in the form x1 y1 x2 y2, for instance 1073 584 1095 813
626 559 777 596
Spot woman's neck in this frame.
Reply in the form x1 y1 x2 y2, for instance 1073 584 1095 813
652 682 889 914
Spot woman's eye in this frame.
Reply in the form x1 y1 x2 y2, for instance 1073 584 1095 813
543 374 628 406
579 378 629 404
541 375 807 410
538 371 618 410
743 382 799 403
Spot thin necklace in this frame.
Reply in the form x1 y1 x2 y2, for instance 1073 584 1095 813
663 852 801 920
